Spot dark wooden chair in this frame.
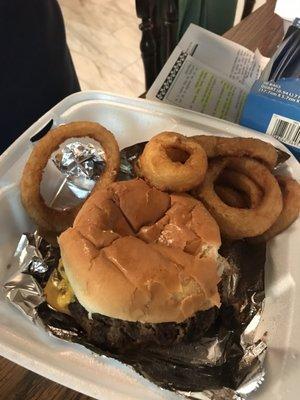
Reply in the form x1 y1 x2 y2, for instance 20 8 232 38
135 0 257 90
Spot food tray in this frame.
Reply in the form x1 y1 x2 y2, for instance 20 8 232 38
0 91 299 400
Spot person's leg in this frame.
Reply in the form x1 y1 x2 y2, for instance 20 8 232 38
0 0 80 153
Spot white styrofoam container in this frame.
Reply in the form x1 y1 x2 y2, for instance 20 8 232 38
0 91 299 400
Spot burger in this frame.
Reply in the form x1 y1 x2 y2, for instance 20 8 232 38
45 179 223 351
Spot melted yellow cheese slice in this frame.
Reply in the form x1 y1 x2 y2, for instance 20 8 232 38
44 260 74 314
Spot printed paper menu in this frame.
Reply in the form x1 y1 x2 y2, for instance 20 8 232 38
147 24 268 123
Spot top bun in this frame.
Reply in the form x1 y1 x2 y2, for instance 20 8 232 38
58 179 221 323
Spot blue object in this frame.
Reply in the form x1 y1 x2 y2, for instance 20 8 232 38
240 19 300 160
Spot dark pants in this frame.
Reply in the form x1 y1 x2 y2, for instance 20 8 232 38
0 0 80 153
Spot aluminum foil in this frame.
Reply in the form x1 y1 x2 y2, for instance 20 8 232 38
3 232 59 328
117 141 146 180
52 141 106 198
3 141 267 400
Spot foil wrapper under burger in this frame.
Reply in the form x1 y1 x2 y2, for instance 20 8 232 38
3 141 267 400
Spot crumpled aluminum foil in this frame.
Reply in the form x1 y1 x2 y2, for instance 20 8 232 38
52 141 106 198
3 232 60 329
117 141 146 180
3 141 267 400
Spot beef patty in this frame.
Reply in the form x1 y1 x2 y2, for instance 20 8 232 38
69 300 218 351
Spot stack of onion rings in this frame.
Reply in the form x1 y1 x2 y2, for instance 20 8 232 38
197 157 283 239
20 121 299 244
21 121 120 233
192 135 278 169
137 132 207 192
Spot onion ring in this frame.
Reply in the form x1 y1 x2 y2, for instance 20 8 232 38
137 132 207 192
192 135 278 169
218 169 263 208
249 176 300 242
197 157 283 239
215 185 247 208
21 121 120 233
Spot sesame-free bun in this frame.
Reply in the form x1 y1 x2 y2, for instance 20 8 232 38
58 179 221 323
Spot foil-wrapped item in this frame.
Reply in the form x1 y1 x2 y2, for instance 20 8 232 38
3 141 267 400
52 141 106 198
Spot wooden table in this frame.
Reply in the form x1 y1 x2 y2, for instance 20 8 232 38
224 0 283 57
0 1 283 399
